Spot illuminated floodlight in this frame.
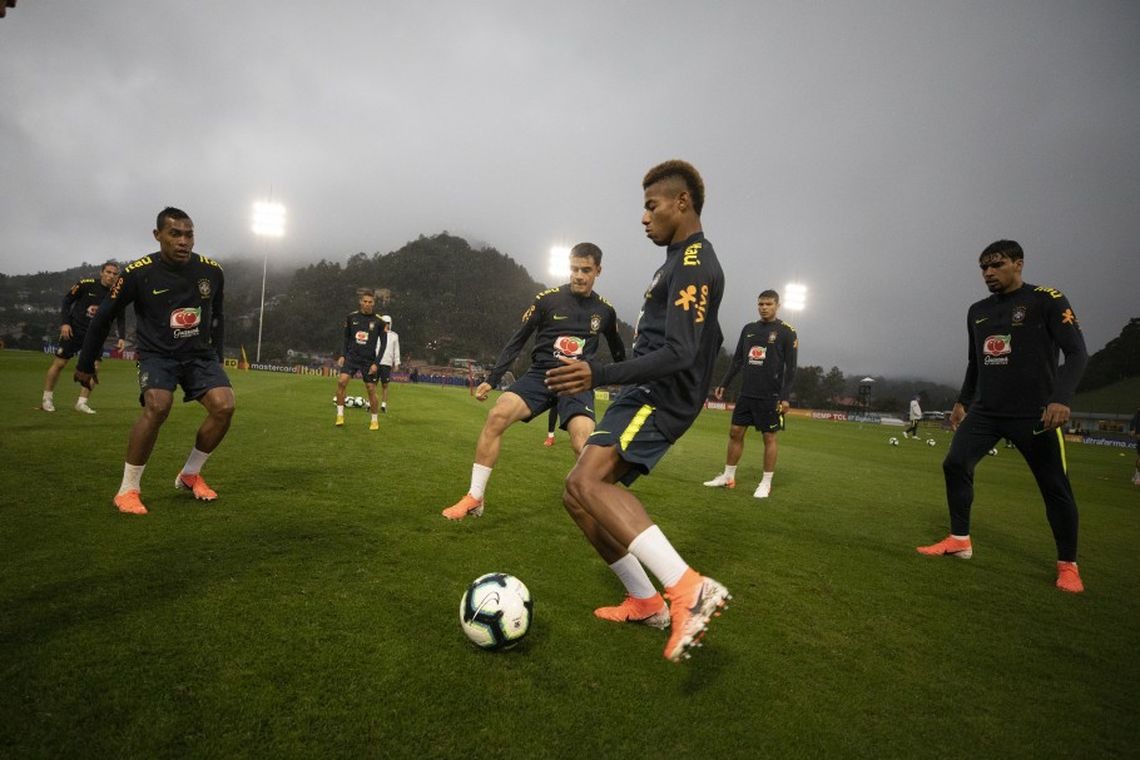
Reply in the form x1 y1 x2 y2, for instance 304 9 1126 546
548 246 571 279
252 201 286 238
784 282 807 311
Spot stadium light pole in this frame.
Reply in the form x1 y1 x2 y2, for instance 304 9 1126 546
784 282 807 312
251 200 286 363
548 245 571 282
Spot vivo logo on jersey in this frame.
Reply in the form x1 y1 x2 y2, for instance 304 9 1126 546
553 335 585 360
748 346 767 364
983 334 1011 365
355 330 370 345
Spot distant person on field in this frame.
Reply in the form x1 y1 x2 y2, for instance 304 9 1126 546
74 207 234 515
1130 407 1140 485
703 289 798 499
41 261 126 414
546 160 731 662
917 240 1089 593
904 395 922 439
441 243 625 520
335 292 384 430
376 314 400 414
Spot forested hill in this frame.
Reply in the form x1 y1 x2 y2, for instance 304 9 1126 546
1076 318 1140 393
256 232 636 366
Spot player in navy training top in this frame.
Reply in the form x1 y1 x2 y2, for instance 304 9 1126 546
704 289 798 498
40 260 126 414
75 207 235 516
1130 408 1140 485
334 292 384 430
918 240 1089 593
441 242 625 520
546 160 731 662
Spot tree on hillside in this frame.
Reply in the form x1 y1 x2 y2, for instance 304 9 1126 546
1077 318 1140 392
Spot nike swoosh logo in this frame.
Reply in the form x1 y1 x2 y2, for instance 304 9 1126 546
688 584 706 614
552 315 568 320
590 430 610 436
974 317 988 324
584 406 594 413
153 288 170 295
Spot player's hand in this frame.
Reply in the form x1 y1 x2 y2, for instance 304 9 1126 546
713 386 725 401
73 370 97 389
116 338 125 351
337 356 345 368
778 400 790 414
60 324 73 340
545 357 593 396
474 382 492 401
948 403 966 431
369 363 378 375
1040 402 1071 431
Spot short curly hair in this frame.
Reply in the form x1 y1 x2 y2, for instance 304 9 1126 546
643 160 705 215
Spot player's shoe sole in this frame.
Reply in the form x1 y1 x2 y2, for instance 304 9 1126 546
1056 562 1084 593
175 473 218 501
916 535 973 559
663 572 731 662
594 594 670 629
113 490 148 515
442 494 484 520
702 475 736 488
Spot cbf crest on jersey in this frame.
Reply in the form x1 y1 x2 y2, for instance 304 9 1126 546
590 314 602 333
1012 305 1027 325
197 278 212 298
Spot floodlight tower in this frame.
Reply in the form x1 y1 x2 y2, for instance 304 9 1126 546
548 245 571 282
251 200 286 363
784 282 807 312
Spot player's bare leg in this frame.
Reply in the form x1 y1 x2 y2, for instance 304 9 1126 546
442 392 532 520
705 424 746 487
334 373 351 426
565 414 595 456
112 388 174 514
41 356 69 411
175 386 235 501
366 382 380 430
754 431 778 498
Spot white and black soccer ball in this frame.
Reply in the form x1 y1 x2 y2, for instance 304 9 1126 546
987 448 998 456
356 395 366 407
926 438 937 447
459 573 532 651
888 436 900 446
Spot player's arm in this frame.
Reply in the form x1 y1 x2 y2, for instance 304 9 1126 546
562 263 717 392
59 281 81 339
713 327 747 400
602 307 627 363
113 308 127 350
951 312 979 429
210 270 226 363
1040 292 1088 429
484 295 543 389
779 326 798 410
339 316 353 365
392 334 400 369
75 274 132 383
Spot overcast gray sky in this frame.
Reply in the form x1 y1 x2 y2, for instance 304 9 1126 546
2 1 1137 384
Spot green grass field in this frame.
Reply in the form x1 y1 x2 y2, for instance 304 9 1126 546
2 350 1137 759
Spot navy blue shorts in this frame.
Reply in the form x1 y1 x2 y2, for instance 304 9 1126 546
137 354 231 405
55 332 86 360
378 365 393 385
587 386 672 486
732 395 783 432
509 369 595 429
340 358 378 384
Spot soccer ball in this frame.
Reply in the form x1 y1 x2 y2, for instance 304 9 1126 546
926 438 937 447
888 436 900 446
987 448 998 456
459 573 532 651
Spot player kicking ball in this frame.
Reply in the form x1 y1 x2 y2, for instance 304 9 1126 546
546 160 730 662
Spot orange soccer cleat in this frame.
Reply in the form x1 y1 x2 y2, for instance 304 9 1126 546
916 535 973 559
175 473 218 501
594 593 670 629
1056 562 1084 593
113 490 148 515
662 570 731 662
441 493 484 521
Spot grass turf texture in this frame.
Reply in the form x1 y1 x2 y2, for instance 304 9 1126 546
1 349 1137 759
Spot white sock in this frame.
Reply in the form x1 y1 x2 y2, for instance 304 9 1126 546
336 405 344 416
43 390 54 402
546 432 555 439
76 398 91 408
724 464 737 479
469 463 493 500
119 463 146 495
371 413 378 423
182 447 210 476
381 402 387 409
951 534 970 541
608 553 658 599
761 471 774 486
627 525 688 589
